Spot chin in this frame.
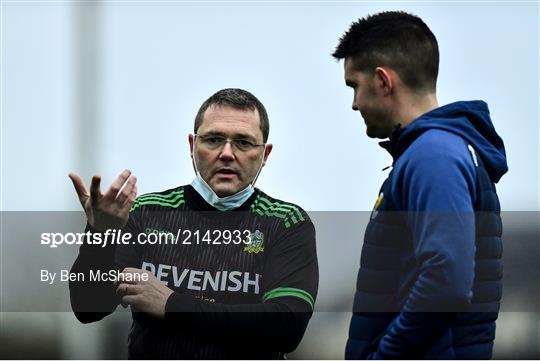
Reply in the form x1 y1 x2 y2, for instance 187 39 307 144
366 128 379 139
212 186 234 197
212 183 240 197
366 127 390 139
366 130 377 139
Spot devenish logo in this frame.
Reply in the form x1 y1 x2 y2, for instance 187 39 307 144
142 261 260 294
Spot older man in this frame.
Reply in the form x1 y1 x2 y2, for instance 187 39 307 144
69 88 318 359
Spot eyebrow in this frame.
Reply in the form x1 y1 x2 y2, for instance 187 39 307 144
345 80 357 88
200 131 257 142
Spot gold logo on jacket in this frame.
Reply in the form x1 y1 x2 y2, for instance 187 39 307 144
371 192 384 219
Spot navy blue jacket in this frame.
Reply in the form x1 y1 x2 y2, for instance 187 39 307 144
346 101 508 359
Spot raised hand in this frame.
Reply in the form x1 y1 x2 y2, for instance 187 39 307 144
69 169 138 231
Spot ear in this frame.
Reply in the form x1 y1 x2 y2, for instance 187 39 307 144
188 134 194 158
262 144 273 166
375 67 394 96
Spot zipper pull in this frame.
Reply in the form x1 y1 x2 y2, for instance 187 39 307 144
382 165 392 171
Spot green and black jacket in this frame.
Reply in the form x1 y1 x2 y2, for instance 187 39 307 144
70 185 318 359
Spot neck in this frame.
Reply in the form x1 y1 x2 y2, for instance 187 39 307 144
395 92 439 128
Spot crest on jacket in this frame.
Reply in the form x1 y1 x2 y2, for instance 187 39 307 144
243 230 265 254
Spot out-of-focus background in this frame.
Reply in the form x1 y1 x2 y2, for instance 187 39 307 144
1 1 538 359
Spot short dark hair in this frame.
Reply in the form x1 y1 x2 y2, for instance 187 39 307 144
194 88 270 142
333 11 439 92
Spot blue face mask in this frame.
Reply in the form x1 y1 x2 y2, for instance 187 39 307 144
191 176 254 211
190 145 266 211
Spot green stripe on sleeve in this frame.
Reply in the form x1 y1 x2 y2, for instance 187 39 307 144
263 287 315 310
252 201 298 224
130 189 186 212
256 196 305 222
136 189 184 201
250 204 292 228
134 192 184 206
130 199 185 212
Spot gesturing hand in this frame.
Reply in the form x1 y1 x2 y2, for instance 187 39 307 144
69 169 138 231
116 268 174 319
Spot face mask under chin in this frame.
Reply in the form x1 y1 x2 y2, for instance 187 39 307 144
190 174 255 211
190 145 266 211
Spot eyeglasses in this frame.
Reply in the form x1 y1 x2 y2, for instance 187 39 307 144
195 134 265 152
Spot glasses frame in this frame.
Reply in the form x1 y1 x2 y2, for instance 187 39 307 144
194 133 266 152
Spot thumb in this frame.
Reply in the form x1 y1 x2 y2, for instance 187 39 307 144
68 173 89 204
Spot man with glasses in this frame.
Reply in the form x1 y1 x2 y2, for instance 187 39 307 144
68 88 318 359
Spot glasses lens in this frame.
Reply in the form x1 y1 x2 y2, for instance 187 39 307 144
199 136 226 150
232 139 256 152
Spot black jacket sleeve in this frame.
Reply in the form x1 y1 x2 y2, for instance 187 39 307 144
69 216 141 323
69 224 119 323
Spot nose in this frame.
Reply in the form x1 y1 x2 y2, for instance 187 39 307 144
352 97 358 111
219 141 235 161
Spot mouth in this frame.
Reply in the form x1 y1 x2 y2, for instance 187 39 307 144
214 167 239 180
